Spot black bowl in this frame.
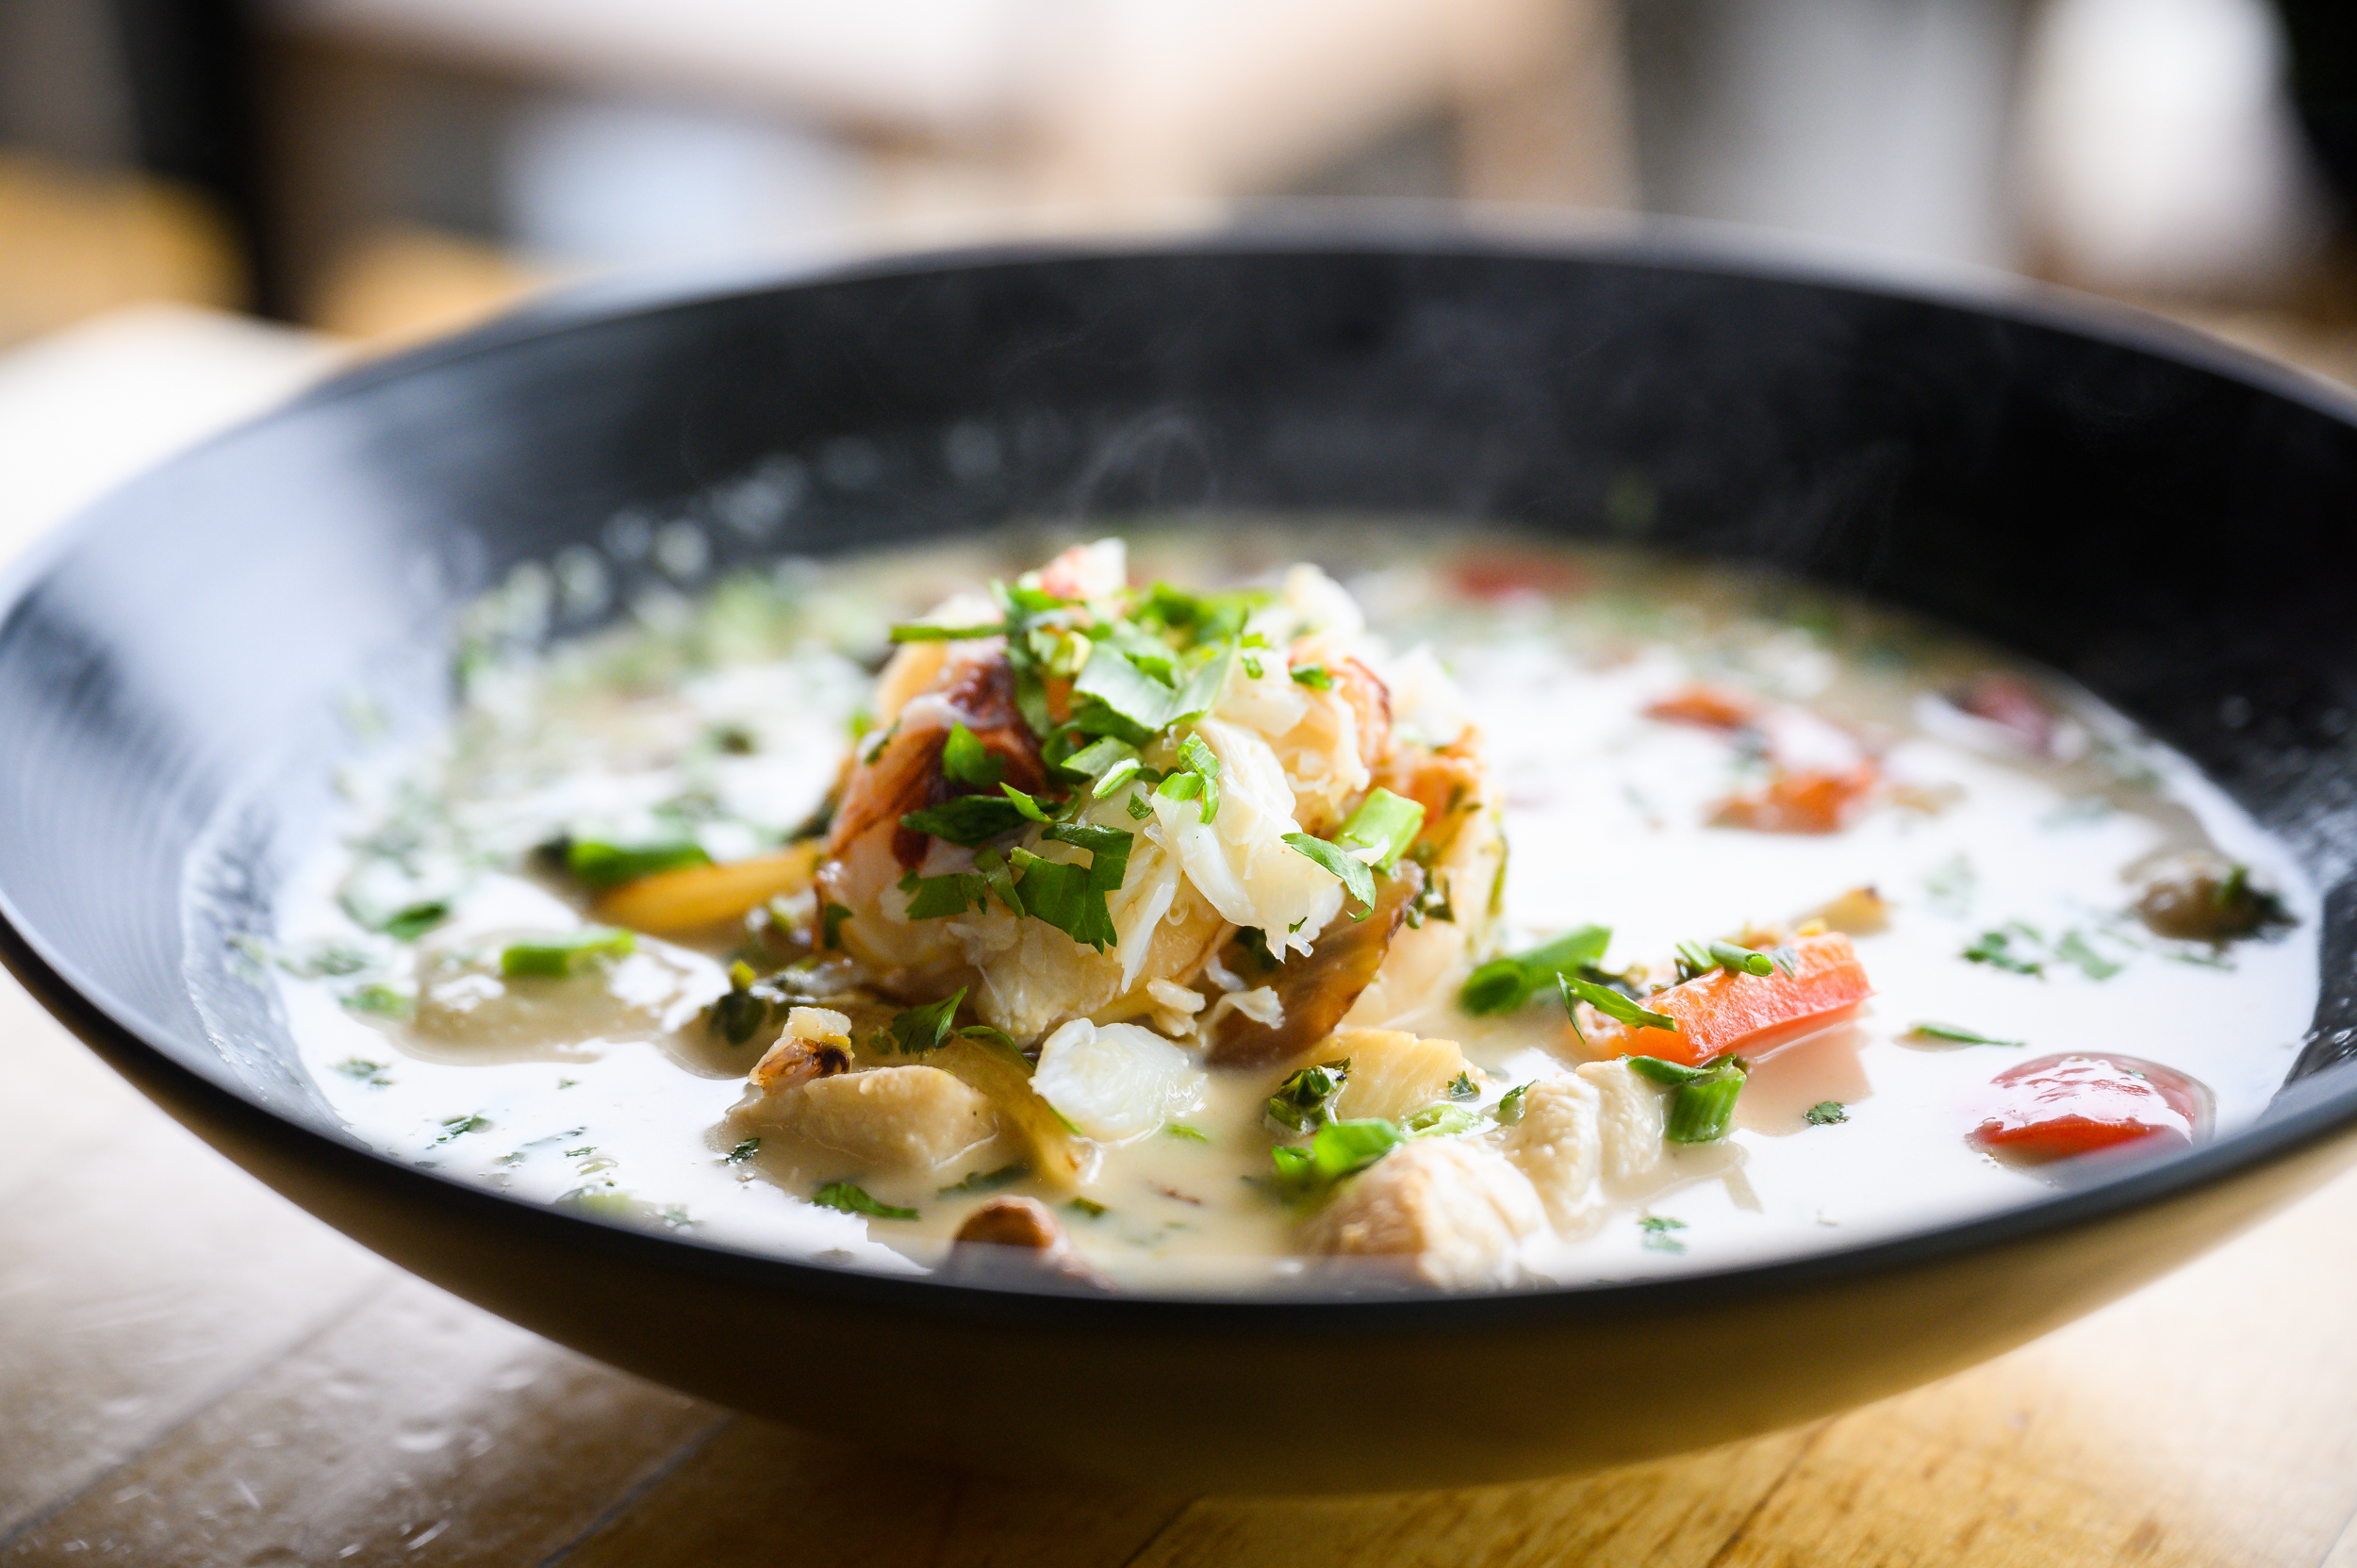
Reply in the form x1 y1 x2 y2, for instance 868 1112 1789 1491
8 227 2357 1494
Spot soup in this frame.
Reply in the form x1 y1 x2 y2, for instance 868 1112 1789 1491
243 526 2315 1293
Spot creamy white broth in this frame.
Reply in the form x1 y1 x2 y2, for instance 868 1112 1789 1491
252 526 2318 1293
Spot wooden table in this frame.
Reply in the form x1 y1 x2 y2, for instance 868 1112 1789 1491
8 305 2357 1568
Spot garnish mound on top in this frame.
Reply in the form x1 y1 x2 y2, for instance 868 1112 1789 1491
813 540 1500 1062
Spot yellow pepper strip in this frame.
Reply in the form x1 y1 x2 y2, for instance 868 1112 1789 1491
590 841 820 936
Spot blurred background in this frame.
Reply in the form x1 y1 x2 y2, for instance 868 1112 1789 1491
2 0 2355 368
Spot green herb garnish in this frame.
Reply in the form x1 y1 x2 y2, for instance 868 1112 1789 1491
1291 663 1333 689
1963 925 2044 976
724 1137 762 1164
500 927 636 978
939 1162 1029 1195
2055 930 2122 981
1266 1059 1352 1132
1907 1022 2023 1047
882 988 964 1055
898 793 1032 847
819 901 853 949
1639 1215 1688 1253
1068 1197 1110 1218
566 836 709 889
1446 1071 1479 1101
1282 833 1376 913
1558 971 1678 1033
939 722 1006 788
1663 1060 1748 1143
1268 1117 1404 1197
1333 788 1425 874
814 1181 917 1220
1804 1101 1848 1126
1165 1123 1211 1143
1459 925 1612 1015
374 900 450 943
1494 1082 1532 1125
1402 1103 1482 1138
886 621 1002 642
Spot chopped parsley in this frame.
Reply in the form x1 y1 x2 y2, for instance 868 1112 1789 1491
724 1137 762 1164
500 927 636 979
1494 1082 1532 1125
814 1181 917 1220
1805 1101 1849 1126
1460 925 1612 1015
1446 1071 1479 1100
433 1114 490 1145
2055 930 2122 981
898 793 1033 847
939 722 1006 788
1962 924 2044 976
1639 1215 1688 1254
340 984 411 1021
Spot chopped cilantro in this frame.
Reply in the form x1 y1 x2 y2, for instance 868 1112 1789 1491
819 901 853 949
1067 1197 1110 1218
434 1114 490 1145
1291 663 1333 689
500 927 636 979
379 900 451 943
1268 1117 1404 1197
1805 1101 1848 1126
1639 1215 1688 1253
939 722 1006 788
1011 824 1132 950
1459 925 1612 1015
1447 1071 1479 1100
1494 1082 1532 1125
1963 924 2042 975
814 1181 917 1219
898 867 992 919
898 793 1031 846
1266 1059 1351 1132
939 1162 1030 1195
882 988 964 1055
332 1057 390 1083
2055 930 2122 981
724 1137 762 1164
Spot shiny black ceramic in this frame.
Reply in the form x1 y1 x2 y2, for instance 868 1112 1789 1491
8 229 2357 1493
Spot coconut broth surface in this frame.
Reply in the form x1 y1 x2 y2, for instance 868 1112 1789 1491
247 525 2319 1292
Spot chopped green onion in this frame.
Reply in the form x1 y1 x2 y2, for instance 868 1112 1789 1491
1625 1055 1712 1085
566 836 710 889
1558 971 1678 1033
1165 1123 1211 1143
1334 788 1425 873
500 927 636 978
1664 1061 1748 1143
1459 926 1613 1015
1707 939 1776 977
1093 758 1144 798
1282 833 1376 913
887 621 1001 643
998 783 1052 823
814 1181 917 1219
380 901 452 943
1403 1103 1481 1138
1906 1022 2024 1048
1068 1197 1110 1218
1062 734 1138 782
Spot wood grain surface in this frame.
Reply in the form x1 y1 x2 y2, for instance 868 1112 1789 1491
8 306 2357 1568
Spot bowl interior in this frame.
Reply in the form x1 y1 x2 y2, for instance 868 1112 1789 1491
8 234 2357 1287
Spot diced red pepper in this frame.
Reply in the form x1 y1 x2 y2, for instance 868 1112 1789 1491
1970 1053 2210 1162
1588 932 1873 1067
1644 684 1759 731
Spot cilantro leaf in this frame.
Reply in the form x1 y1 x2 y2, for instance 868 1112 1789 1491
814 1181 918 1219
882 988 965 1055
940 722 1006 788
500 927 636 978
898 794 1031 847
1282 833 1376 912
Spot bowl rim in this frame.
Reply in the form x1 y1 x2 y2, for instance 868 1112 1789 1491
5 216 2356 1328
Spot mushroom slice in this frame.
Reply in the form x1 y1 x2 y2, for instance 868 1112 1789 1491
1203 862 1422 1069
